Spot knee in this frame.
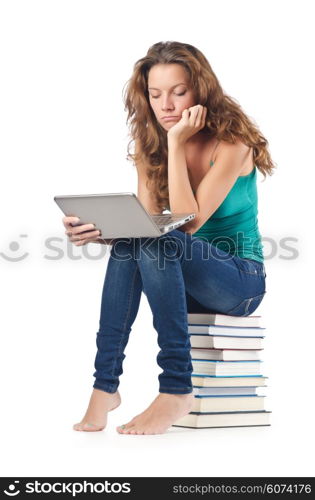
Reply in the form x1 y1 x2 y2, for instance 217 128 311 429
136 232 188 271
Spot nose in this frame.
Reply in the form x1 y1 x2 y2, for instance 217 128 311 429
161 94 175 111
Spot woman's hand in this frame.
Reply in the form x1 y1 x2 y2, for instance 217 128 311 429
167 104 207 145
62 216 103 246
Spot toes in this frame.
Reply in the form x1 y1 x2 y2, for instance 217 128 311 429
123 427 144 435
117 422 133 432
122 426 135 434
117 423 136 434
116 424 128 434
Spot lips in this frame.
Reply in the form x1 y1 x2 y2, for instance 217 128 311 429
161 116 178 121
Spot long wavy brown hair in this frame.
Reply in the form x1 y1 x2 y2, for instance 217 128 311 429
123 41 276 212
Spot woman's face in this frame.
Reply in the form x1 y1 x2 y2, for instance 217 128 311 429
147 63 196 131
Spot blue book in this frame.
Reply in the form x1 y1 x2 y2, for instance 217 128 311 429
188 324 265 337
191 374 267 388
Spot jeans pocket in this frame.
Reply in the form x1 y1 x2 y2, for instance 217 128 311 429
226 291 266 317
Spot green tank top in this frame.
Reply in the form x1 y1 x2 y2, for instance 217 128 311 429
192 161 264 263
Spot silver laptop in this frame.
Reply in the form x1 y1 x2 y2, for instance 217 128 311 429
54 192 195 238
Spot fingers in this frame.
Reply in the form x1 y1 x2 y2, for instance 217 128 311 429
62 216 102 246
62 216 80 230
71 233 102 246
181 108 190 121
199 105 207 128
67 229 102 246
188 104 207 128
65 223 96 235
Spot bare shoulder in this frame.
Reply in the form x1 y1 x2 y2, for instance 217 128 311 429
215 138 253 175
215 138 251 160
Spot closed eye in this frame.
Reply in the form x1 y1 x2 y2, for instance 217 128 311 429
150 92 186 99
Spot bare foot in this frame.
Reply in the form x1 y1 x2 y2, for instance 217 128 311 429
116 393 194 435
73 389 121 432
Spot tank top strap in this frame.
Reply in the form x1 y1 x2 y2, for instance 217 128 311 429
210 139 220 165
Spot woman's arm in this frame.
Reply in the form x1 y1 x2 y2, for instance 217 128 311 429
134 139 161 214
167 138 199 215
167 136 251 234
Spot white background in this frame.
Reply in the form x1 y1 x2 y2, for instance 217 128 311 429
1 0 314 477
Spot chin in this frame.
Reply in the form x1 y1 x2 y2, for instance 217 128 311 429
160 122 175 131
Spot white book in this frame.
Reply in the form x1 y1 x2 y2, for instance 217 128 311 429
173 410 271 428
188 313 262 328
191 375 268 387
191 348 261 361
191 395 265 412
190 335 263 349
192 359 261 376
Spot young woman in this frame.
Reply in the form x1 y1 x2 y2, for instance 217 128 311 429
63 41 275 435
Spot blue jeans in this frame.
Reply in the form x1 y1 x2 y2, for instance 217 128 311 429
93 229 267 395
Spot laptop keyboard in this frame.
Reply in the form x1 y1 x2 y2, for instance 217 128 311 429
151 215 187 226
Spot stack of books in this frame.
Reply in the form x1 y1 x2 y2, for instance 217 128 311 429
173 312 271 429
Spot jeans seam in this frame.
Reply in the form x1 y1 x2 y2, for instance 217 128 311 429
122 263 139 333
244 297 253 314
110 262 139 378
